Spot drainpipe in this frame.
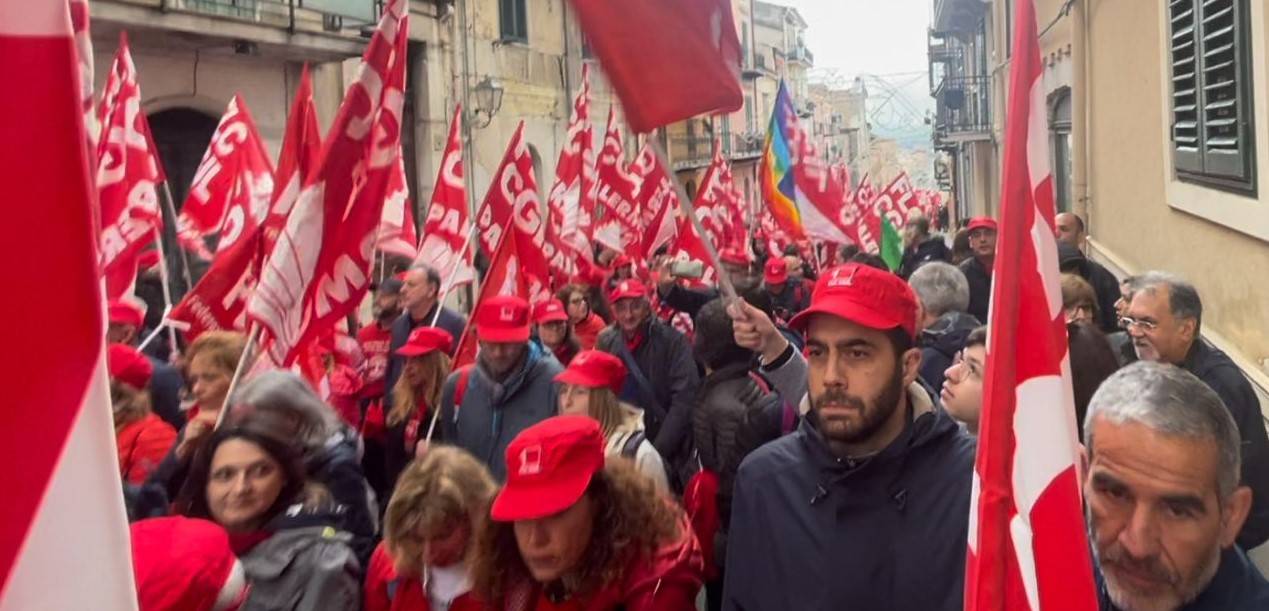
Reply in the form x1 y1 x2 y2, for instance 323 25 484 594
1073 0 1092 230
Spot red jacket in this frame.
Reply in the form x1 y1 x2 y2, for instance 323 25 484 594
573 313 607 351
364 542 485 611
117 413 177 485
503 512 704 611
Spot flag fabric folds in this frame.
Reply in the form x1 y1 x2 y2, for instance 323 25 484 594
415 104 474 292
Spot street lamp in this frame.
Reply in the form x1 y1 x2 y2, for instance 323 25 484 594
471 76 504 129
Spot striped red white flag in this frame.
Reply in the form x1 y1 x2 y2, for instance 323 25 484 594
0 1 137 608
963 0 1098 609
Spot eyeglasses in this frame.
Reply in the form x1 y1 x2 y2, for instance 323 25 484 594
948 351 983 382
568 297 586 305
1118 316 1159 332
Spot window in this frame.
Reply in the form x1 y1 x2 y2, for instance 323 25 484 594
1168 0 1256 192
745 95 754 132
1050 90 1073 212
499 0 527 42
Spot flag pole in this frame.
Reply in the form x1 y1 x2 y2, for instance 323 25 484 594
150 226 181 358
157 180 195 291
648 136 739 302
215 323 262 429
428 226 477 326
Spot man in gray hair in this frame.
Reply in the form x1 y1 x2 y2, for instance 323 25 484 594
1121 271 1269 549
1084 362 1268 610
909 261 978 390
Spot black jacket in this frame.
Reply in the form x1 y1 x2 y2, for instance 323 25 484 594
306 426 378 567
596 319 702 469
1097 546 1269 610
722 385 976 610
1181 341 1269 549
899 236 951 279
959 256 993 325
147 356 186 429
383 304 466 411
1057 243 1121 333
919 310 982 391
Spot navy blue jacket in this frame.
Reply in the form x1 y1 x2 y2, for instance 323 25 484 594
147 356 186 429
722 386 976 610
1098 546 1269 610
919 310 981 391
959 256 993 325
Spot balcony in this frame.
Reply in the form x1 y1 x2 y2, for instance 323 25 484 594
93 0 378 61
788 45 814 66
670 131 766 171
933 0 989 35
932 74 991 142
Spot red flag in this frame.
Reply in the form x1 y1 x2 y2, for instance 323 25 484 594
690 144 732 250
473 122 526 257
852 175 881 253
592 109 640 255
963 0 1097 608
566 0 742 133
259 64 322 263
248 0 409 365
375 152 419 260
451 230 530 369
544 65 594 285
668 208 721 288
873 172 919 229
415 105 474 291
631 144 678 259
178 95 275 260
97 32 163 299
0 2 136 607
477 121 552 303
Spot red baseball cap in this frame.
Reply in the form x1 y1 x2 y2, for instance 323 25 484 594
491 415 606 522
533 299 569 324
720 248 749 267
764 257 789 285
788 263 919 340
554 350 627 393
396 327 453 357
476 295 532 343
108 299 146 328
131 517 248 611
967 217 998 232
608 278 648 304
108 343 154 389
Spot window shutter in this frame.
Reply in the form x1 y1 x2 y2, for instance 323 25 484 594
1197 0 1250 180
1169 0 1202 173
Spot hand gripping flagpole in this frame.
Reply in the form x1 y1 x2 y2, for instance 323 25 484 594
648 136 739 303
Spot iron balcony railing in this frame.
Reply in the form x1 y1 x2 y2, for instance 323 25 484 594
155 0 379 34
933 74 991 137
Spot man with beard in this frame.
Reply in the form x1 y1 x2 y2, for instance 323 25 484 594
1085 362 1269 610
1122 272 1269 550
721 262 976 610
358 275 404 405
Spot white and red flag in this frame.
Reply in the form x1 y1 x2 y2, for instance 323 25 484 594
248 0 410 366
544 64 594 284
689 143 735 251
97 32 164 299
375 152 419 260
177 95 275 260
451 229 530 369
477 121 553 302
963 0 1097 608
259 64 322 263
0 2 137 608
415 104 474 291
667 207 720 288
784 117 856 247
873 172 919 228
592 108 641 255
851 174 880 253
631 143 678 259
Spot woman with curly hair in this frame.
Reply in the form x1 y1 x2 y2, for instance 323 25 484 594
470 416 703 611
364 447 496 611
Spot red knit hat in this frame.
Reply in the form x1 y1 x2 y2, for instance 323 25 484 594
554 349 627 393
131 517 249 611
491 415 606 522
108 343 154 390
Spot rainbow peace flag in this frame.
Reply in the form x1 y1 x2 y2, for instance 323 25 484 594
760 81 805 240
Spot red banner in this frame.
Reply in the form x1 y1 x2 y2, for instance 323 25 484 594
376 151 419 260
592 108 640 255
259 65 322 266
544 65 594 285
631 144 678 259
415 104 473 291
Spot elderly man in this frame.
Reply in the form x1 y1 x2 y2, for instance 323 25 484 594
596 278 700 490
384 263 467 411
908 262 979 390
1121 272 1269 550
898 214 950 279
1085 362 1269 610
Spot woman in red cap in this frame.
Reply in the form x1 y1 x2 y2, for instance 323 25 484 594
470 415 704 611
534 299 581 366
110 343 177 485
554 350 668 491
365 447 497 611
385 327 454 491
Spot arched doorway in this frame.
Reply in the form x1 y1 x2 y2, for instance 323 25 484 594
146 108 218 295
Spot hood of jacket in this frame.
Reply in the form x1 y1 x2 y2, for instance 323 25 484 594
921 311 982 358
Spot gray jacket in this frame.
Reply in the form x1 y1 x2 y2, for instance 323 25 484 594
439 341 563 481
240 525 361 611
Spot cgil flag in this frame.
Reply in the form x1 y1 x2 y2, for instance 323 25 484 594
963 0 1098 608
414 104 474 291
0 1 137 608
544 64 594 285
375 151 419 260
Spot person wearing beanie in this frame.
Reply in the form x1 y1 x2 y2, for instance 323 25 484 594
555 350 668 490
110 343 177 486
470 416 704 610
130 516 249 611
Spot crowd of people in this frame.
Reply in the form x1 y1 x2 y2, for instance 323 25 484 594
109 211 1269 610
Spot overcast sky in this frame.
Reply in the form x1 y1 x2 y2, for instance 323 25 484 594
779 0 932 80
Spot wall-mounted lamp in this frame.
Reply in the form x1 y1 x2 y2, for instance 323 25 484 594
470 76 504 129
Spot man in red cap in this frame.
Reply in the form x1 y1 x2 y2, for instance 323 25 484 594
439 295 563 481
761 257 810 323
470 415 703 609
721 262 975 611
107 298 186 429
596 278 700 491
958 216 997 323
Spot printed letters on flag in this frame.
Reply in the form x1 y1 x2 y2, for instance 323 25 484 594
415 104 474 291
544 65 594 284
592 108 641 255
631 144 678 259
259 64 322 265
375 152 419 260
